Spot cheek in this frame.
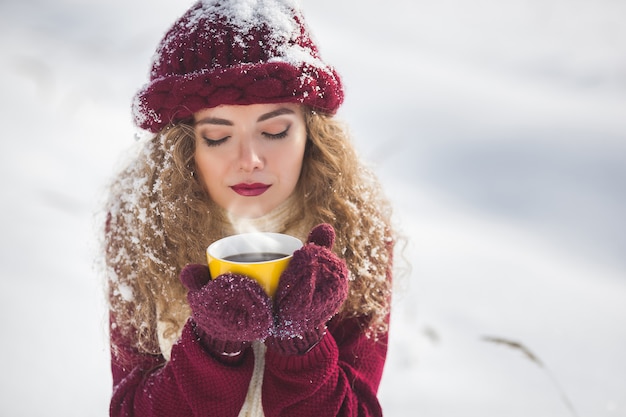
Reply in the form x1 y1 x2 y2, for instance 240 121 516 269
194 152 223 190
280 143 306 183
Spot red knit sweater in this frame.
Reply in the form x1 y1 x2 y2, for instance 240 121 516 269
110 315 388 416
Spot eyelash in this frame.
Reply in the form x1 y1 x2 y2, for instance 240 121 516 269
263 126 290 140
203 137 228 147
202 126 290 147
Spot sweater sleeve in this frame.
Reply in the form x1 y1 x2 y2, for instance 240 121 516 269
262 315 388 417
109 318 254 417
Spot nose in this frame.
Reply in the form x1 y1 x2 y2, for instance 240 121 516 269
237 138 264 172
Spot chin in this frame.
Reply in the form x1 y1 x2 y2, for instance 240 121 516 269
228 204 270 220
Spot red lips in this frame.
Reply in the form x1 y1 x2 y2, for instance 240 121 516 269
231 183 271 197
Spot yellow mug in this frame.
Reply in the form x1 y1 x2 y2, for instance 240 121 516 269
206 232 303 297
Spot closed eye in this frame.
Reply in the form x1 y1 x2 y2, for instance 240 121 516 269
262 126 290 140
203 136 229 147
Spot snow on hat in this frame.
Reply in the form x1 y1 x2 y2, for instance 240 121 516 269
132 0 344 133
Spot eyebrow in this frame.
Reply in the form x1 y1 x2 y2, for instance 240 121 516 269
194 117 232 126
257 107 295 122
195 107 295 126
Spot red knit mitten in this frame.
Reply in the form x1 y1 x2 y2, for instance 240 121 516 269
267 224 349 355
180 264 274 361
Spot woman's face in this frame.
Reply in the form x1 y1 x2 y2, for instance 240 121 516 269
193 103 307 218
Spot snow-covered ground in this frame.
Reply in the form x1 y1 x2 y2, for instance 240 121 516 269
1 0 625 416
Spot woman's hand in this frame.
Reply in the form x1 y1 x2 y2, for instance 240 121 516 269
180 264 274 359
267 223 349 355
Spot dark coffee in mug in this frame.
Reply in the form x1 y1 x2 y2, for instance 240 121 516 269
223 252 289 263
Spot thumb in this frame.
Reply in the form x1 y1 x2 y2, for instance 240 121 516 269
180 264 211 291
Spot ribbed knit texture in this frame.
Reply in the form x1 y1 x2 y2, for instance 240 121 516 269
110 315 388 416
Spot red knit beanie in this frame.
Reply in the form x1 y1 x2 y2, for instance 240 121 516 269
132 0 344 133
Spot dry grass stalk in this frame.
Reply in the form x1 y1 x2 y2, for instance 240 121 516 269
482 336 580 417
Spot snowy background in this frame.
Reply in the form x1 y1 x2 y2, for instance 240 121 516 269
1 0 625 416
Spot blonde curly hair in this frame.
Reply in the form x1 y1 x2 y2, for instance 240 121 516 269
104 109 394 356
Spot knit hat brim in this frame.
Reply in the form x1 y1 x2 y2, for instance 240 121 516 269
133 60 343 133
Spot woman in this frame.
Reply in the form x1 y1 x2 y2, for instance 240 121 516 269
104 1 395 416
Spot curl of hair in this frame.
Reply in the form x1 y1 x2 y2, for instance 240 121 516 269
104 109 394 358
299 111 394 337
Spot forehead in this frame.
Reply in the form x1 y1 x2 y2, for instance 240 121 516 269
194 103 303 124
